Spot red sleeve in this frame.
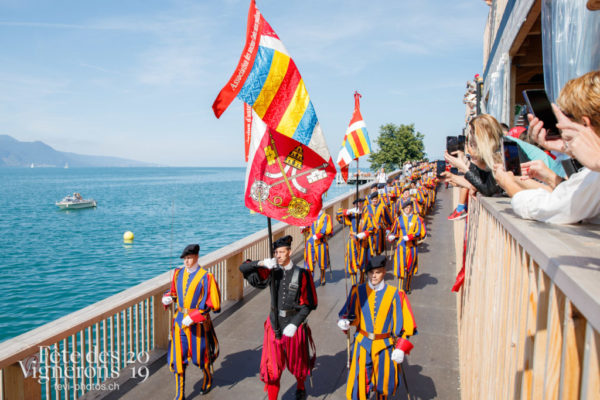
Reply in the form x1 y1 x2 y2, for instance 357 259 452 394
257 267 271 280
299 269 318 309
188 309 206 323
395 338 414 354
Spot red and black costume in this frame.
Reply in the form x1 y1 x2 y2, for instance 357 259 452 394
239 251 318 400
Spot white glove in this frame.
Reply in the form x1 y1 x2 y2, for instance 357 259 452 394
312 234 318 241
391 349 405 364
337 319 350 331
356 232 366 240
162 295 173 306
261 258 278 269
182 315 193 327
282 324 297 337
385 229 391 235
347 207 357 215
403 235 410 242
387 234 396 242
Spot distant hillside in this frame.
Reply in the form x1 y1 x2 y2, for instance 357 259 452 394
0 135 157 167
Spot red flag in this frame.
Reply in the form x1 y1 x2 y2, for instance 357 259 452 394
245 109 335 226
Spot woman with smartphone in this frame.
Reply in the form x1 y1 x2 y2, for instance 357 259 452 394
494 70 600 224
444 114 503 197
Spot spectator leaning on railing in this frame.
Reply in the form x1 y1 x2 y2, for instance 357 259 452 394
444 114 503 197
494 70 600 224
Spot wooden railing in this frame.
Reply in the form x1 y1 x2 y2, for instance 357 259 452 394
0 176 386 400
456 194 600 399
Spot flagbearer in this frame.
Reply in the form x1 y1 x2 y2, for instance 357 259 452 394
239 236 318 400
337 256 417 400
302 209 333 285
162 244 221 400
336 198 372 285
387 198 427 293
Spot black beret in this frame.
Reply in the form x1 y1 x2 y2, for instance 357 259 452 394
352 198 365 204
273 235 292 250
370 183 378 189
377 183 386 189
365 255 387 274
387 178 394 184
180 244 200 258
368 192 379 200
401 198 413 208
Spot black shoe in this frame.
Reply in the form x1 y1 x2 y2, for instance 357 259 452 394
200 385 212 395
295 388 307 400
406 290 412 294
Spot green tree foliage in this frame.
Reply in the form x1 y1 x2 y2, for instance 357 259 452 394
368 123 425 170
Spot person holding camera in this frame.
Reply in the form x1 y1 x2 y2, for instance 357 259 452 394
494 70 600 224
162 244 221 400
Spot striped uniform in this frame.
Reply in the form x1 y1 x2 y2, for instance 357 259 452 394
166 266 221 400
336 208 373 285
363 202 393 257
303 213 333 282
390 214 427 292
339 284 417 400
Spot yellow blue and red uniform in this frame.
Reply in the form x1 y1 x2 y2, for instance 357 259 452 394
339 283 417 400
363 202 393 257
336 208 373 285
303 212 333 283
166 266 221 400
389 213 426 292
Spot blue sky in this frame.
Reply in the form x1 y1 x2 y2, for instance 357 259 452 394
0 0 490 167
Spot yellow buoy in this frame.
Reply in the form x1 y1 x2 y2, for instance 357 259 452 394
123 231 134 242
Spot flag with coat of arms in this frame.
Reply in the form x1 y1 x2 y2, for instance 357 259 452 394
212 0 336 226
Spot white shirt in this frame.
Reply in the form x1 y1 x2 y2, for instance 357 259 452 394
511 168 600 224
368 280 385 292
185 262 199 274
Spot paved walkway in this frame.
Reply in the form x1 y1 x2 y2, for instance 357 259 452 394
99 187 459 400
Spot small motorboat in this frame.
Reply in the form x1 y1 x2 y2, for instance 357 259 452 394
56 193 97 210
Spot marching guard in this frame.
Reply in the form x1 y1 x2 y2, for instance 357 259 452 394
239 236 318 400
363 192 393 257
387 198 427 293
336 198 372 285
302 210 333 285
337 256 417 400
162 244 221 400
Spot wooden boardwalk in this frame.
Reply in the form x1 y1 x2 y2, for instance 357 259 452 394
92 188 460 400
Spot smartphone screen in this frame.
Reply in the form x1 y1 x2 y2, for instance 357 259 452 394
457 135 466 152
446 136 458 154
502 140 521 176
522 89 560 140
450 167 458 175
436 160 446 177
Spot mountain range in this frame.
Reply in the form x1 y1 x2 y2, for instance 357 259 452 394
0 135 156 167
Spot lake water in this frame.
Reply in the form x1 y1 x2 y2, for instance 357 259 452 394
0 167 354 342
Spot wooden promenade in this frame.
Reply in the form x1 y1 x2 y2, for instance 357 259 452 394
89 188 460 400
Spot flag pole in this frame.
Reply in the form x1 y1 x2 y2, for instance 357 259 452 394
267 217 274 258
355 158 359 203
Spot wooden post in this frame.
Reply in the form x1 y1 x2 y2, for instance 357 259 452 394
226 252 244 301
152 293 170 349
3 363 41 400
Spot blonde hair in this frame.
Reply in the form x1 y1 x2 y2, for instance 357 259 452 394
468 114 502 170
557 70 600 134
